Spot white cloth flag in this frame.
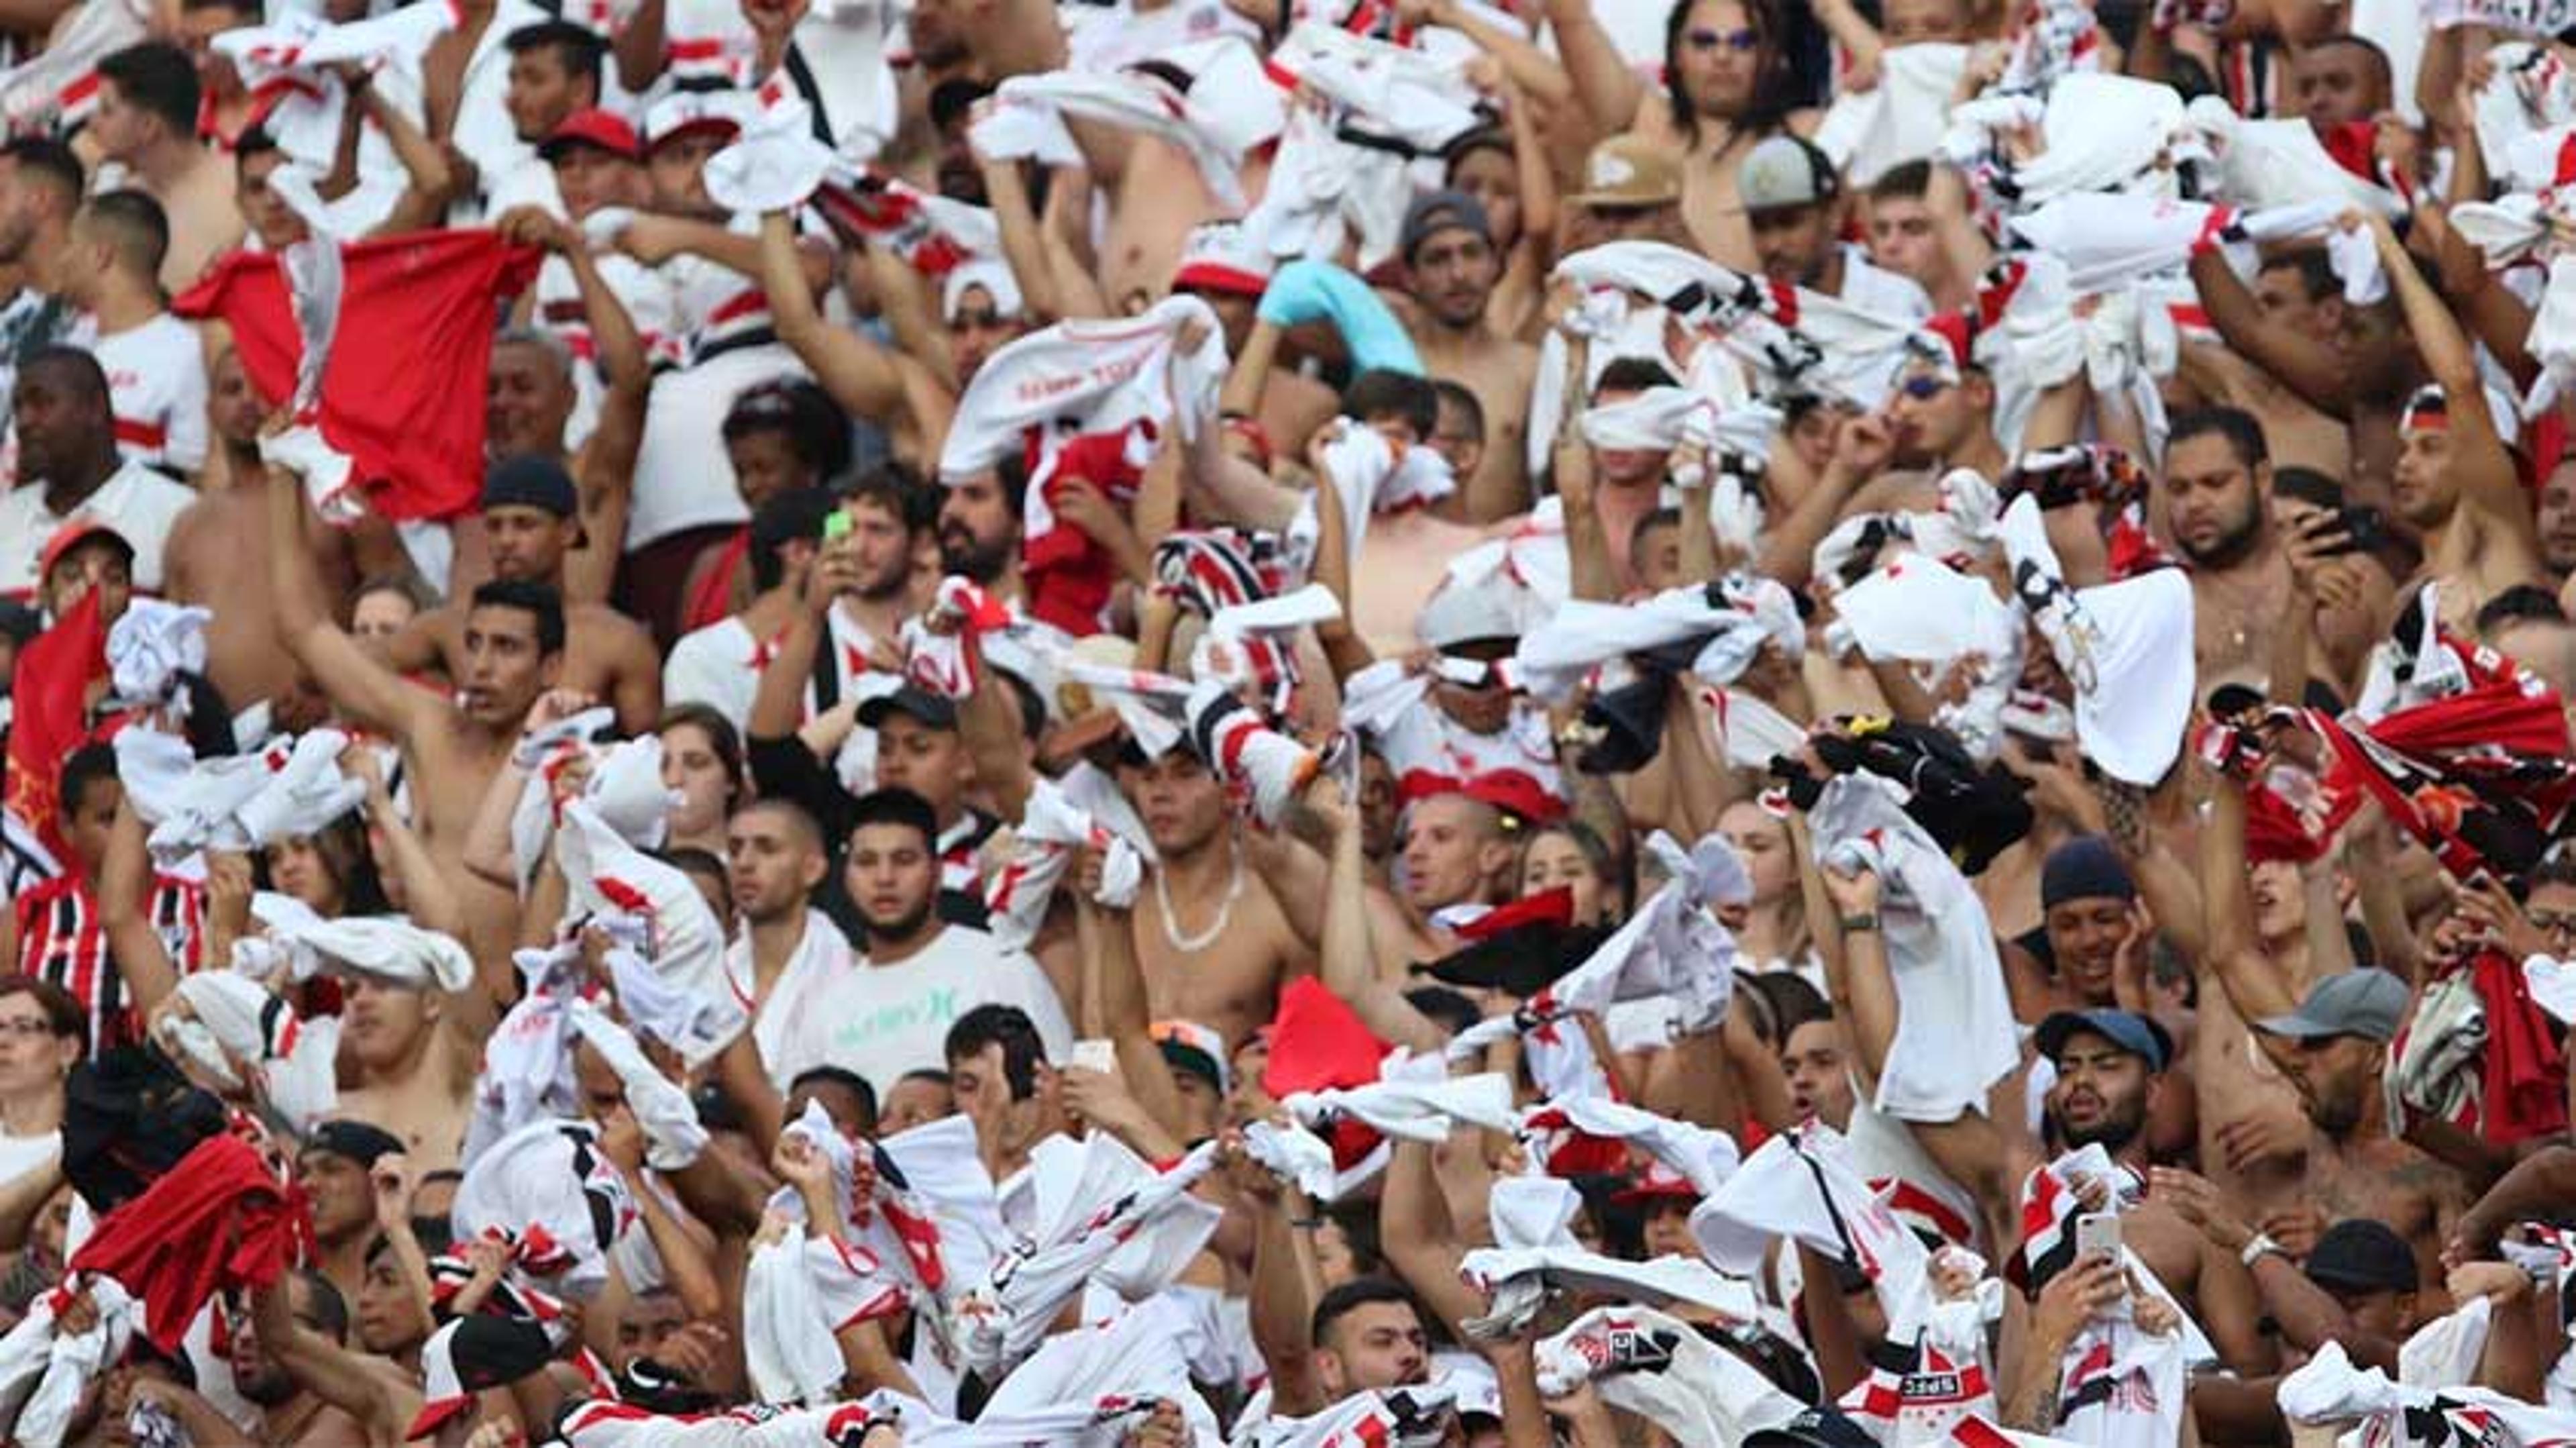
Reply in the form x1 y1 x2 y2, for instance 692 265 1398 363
1266 23 1483 152
1514 575 1801 704
1692 1125 1936 1342
105 599 208 706
1998 494 2195 784
2006 193 2343 294
2188 95 2406 216
975 40 1279 211
1809 774 2022 1122
1241 105 1417 272
210 3 453 172
157 971 339 1131
1534 1305 1808 1445
556 800 745 1069
1814 44 1971 186
958 1135 1224 1375
0 1276 140 1448
1282 1068 1519 1144
1519 1094 1743 1196
2475 45 2576 189
233 897 474 994
1824 554 2023 764
977 1297 1226 1445
981 778 1146 949
115 727 368 866
1289 423 1457 578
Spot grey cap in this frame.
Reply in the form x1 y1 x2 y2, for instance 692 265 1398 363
1737 134 1839 213
1400 189 1493 262
2255 968 2410 1043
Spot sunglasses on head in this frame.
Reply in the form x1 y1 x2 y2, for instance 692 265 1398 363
1686 25 1760 50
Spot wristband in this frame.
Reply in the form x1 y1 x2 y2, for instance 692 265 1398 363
1838 911 1881 933
2240 1232 2284 1265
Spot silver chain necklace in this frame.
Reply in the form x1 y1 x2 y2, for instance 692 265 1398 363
1155 839 1244 953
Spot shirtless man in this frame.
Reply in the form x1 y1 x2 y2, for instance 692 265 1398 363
87 43 241 289
465 208 651 608
125 1271 389 1446
2178 253 2355 484
2166 408 2298 687
2202 775 2463 1292
164 350 358 709
1398 191 1535 523
1120 742 1313 1051
2034 1009 2273 1373
332 960 490 1173
380 456 663 733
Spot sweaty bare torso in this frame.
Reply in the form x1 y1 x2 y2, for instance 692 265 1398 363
1133 868 1305 1051
1352 511 1495 657
1415 331 1538 524
2192 978 2311 1227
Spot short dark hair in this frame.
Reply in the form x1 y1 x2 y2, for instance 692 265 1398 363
468 578 566 656
97 42 200 138
2257 248 2338 306
2477 584 2568 632
233 126 280 166
1593 357 1680 395
19 346 107 411
0 976 87 1055
60 742 119 819
786 1064 879 1134
845 464 933 533
2165 407 2268 470
503 19 606 91
1342 370 1440 442
1629 505 1680 571
2530 851 2576 894
723 378 852 482
1752 968 1833 1037
2270 466 2343 511
1430 379 1485 442
0 138 83 209
849 787 938 852
944 1004 1046 1098
1868 159 1933 203
79 190 169 278
748 486 833 592
1311 1276 1421 1347
661 845 729 896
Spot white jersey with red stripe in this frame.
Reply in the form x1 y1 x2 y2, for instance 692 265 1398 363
1373 694 1564 803
534 250 684 454
664 244 777 364
1845 1092 1987 1255
78 312 209 474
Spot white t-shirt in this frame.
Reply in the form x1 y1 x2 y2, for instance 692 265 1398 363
783 924 1074 1089
83 313 209 474
663 616 766 733
0 1129 58 1189
0 458 199 596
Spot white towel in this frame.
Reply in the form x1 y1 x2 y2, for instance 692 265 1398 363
981 778 1146 950
104 599 207 707
1810 774 2023 1123
451 1119 635 1304
1534 1304 1807 1445
1813 44 1972 187
1517 1093 1742 1196
1998 493 2195 784
1282 1070 1519 1144
158 972 339 1131
2188 95 2407 216
977 40 1279 211
237 902 473 994
0 1276 139 1448
1514 574 1801 705
557 800 745 1069
1692 1125 1935 1340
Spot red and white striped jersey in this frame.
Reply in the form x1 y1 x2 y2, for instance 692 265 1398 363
82 313 211 475
11 872 205 1051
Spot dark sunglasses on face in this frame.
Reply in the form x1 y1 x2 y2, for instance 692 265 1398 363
1897 374 1951 401
1686 25 1760 51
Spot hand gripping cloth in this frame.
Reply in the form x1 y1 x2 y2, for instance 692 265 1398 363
1285 421 1456 581
1514 573 1801 706
1240 103 1419 275
1998 493 2194 784
557 799 746 1068
1515 1092 1742 1195
451 1119 637 1304
955 1134 1224 1376
1462 1174 1761 1338
1187 584 1340 717
981 777 1146 949
977 36 1282 211
1808 774 2022 1121
173 232 543 523
116 727 368 866
104 599 208 709
1690 1124 1937 1342
1814 44 1972 187
68 1134 306 1357
1534 1305 1809 1445
1185 678 1320 827
1265 22 1483 154
235 900 474 994
936 296 1229 635
156 971 338 1131
1823 556 2024 763
0 1275 140 1448
2475 45 2576 191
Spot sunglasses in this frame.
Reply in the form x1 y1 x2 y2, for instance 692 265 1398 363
1897 374 1953 401
1685 25 1760 51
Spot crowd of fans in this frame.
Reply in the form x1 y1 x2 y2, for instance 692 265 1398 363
0 0 2574 1441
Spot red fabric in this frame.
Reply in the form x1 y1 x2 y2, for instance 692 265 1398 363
172 231 543 523
1261 976 1388 1097
681 529 749 633
2317 678 2576 880
70 1133 311 1355
2316 119 2381 183
1021 429 1148 637
2 592 106 865
1456 887 1574 941
2471 948 2570 1145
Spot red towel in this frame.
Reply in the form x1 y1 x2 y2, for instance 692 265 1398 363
70 1133 311 1355
2473 948 2570 1146
173 231 543 523
1 592 106 867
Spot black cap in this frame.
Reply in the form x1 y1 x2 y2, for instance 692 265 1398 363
0 599 39 645
855 684 960 732
1421 921 1613 998
304 1119 407 1170
2304 1219 2418 1295
1746 1408 1880 1448
1400 189 1493 262
483 454 579 518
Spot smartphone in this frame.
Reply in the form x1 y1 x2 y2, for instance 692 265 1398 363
822 509 855 544
2307 505 2387 558
1071 1039 1118 1074
2075 1211 2123 1263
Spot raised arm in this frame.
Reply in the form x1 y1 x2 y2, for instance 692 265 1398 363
248 1273 420 1441
97 798 180 1019
2369 212 2542 558
761 213 908 422
2187 246 2356 417
500 208 649 607
265 443 436 743
1542 0 1644 137
2199 769 2304 1071
353 72 460 237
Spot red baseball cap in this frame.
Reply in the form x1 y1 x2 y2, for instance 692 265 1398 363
1459 768 1566 828
36 515 132 584
539 107 641 162
1609 1160 1702 1207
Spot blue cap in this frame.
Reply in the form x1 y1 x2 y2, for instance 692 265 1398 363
2035 1008 2173 1074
